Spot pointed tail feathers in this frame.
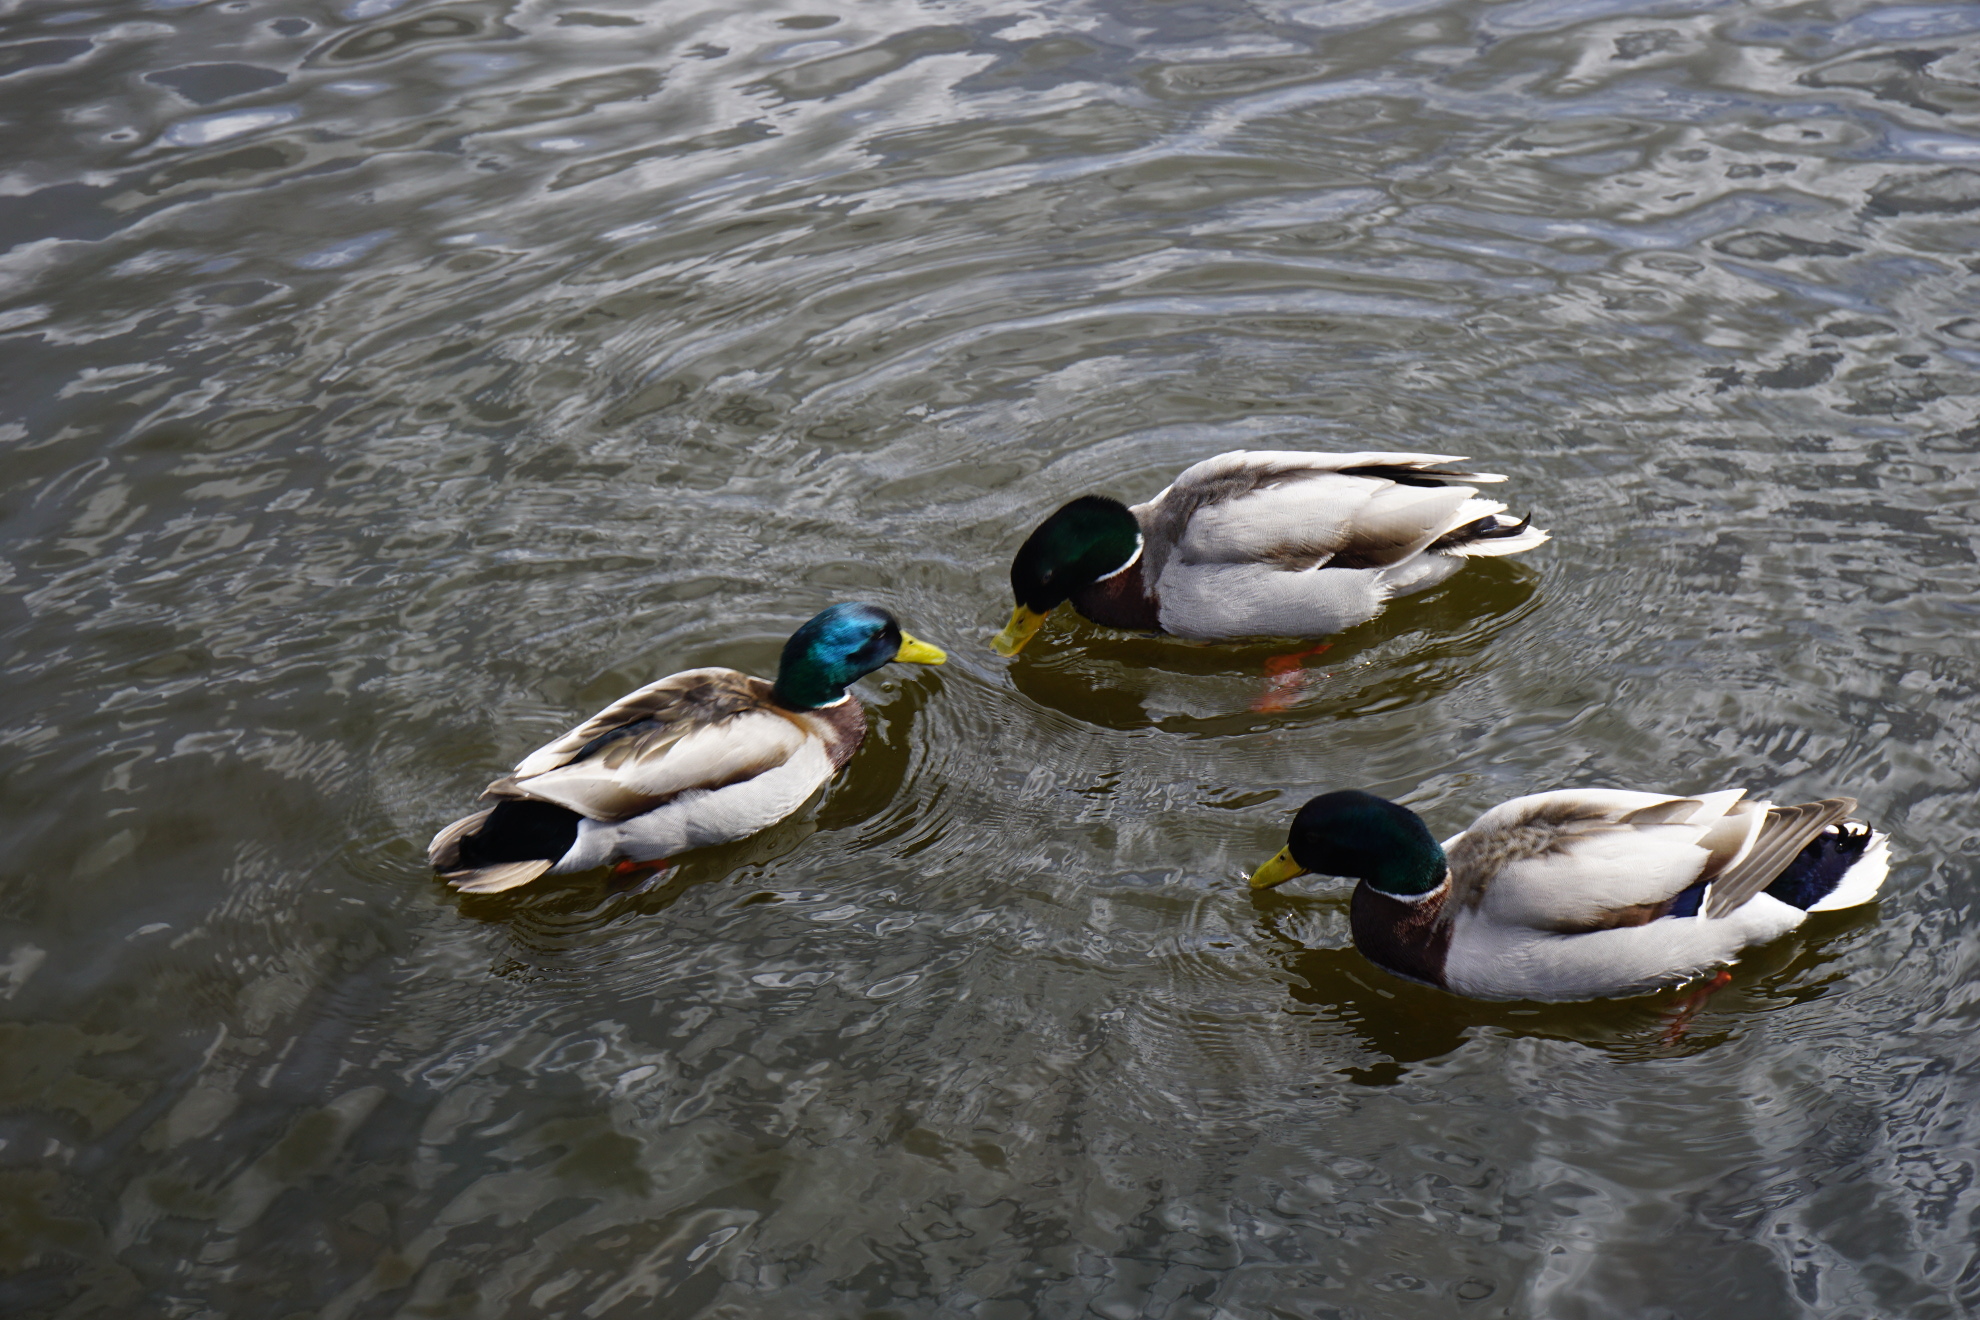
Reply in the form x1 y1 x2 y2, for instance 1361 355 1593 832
427 797 580 893
448 859 554 894
427 807 492 871
1435 506 1551 558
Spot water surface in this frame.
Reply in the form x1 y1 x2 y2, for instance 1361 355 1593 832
4 0 1980 1315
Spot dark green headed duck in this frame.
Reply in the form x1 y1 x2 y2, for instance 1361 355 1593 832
993 450 1549 655
1251 787 1890 1001
430 603 945 893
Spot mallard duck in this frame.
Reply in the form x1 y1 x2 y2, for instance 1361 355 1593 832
1249 788 1890 1001
992 450 1548 655
428 603 945 893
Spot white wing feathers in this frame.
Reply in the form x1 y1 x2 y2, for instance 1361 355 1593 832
1333 483 1478 563
489 668 808 823
1146 450 1508 571
497 712 808 821
511 668 734 778
1436 788 1881 1000
1159 450 1509 488
1449 789 1766 932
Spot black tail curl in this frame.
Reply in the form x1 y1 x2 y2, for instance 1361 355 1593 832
1764 821 1876 911
1429 511 1532 551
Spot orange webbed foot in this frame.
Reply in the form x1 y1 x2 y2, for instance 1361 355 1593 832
608 857 672 889
1252 642 1334 712
1660 969 1734 1044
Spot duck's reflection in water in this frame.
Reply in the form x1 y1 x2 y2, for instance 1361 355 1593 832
1254 892 1879 1085
1005 559 1542 733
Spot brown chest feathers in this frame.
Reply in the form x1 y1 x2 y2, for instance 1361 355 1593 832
807 697 868 770
1350 884 1452 988
1068 558 1161 632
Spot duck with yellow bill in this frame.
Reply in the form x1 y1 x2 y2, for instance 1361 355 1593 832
430 603 945 893
993 449 1548 656
1250 787 1890 1001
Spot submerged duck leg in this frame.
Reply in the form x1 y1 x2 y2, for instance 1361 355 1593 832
1660 969 1734 1043
606 856 674 895
1252 642 1333 712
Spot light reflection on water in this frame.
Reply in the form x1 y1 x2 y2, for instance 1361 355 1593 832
3 0 1979 1315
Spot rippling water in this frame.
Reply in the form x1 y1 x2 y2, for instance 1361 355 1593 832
5 0 1980 1314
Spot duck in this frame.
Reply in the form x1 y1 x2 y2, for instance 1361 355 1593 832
1249 787 1891 1001
992 450 1549 655
428 603 946 893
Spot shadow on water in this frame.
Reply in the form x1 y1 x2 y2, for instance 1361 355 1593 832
1254 890 1883 1086
449 810 821 929
1002 558 1542 732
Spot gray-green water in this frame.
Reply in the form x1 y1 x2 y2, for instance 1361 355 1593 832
5 0 1980 1315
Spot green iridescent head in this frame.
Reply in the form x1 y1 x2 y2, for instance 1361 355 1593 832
992 496 1142 656
1250 791 1448 896
771 603 945 711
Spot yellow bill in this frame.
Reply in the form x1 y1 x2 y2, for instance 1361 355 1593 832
894 632 947 665
991 604 1050 656
1249 846 1311 890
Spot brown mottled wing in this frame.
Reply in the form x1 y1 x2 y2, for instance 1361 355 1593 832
484 668 809 822
1619 797 1705 826
1146 453 1485 577
1498 798 1711 932
1443 789 1757 933
1444 793 1635 914
1702 798 1856 918
1135 450 1498 583
509 667 766 778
